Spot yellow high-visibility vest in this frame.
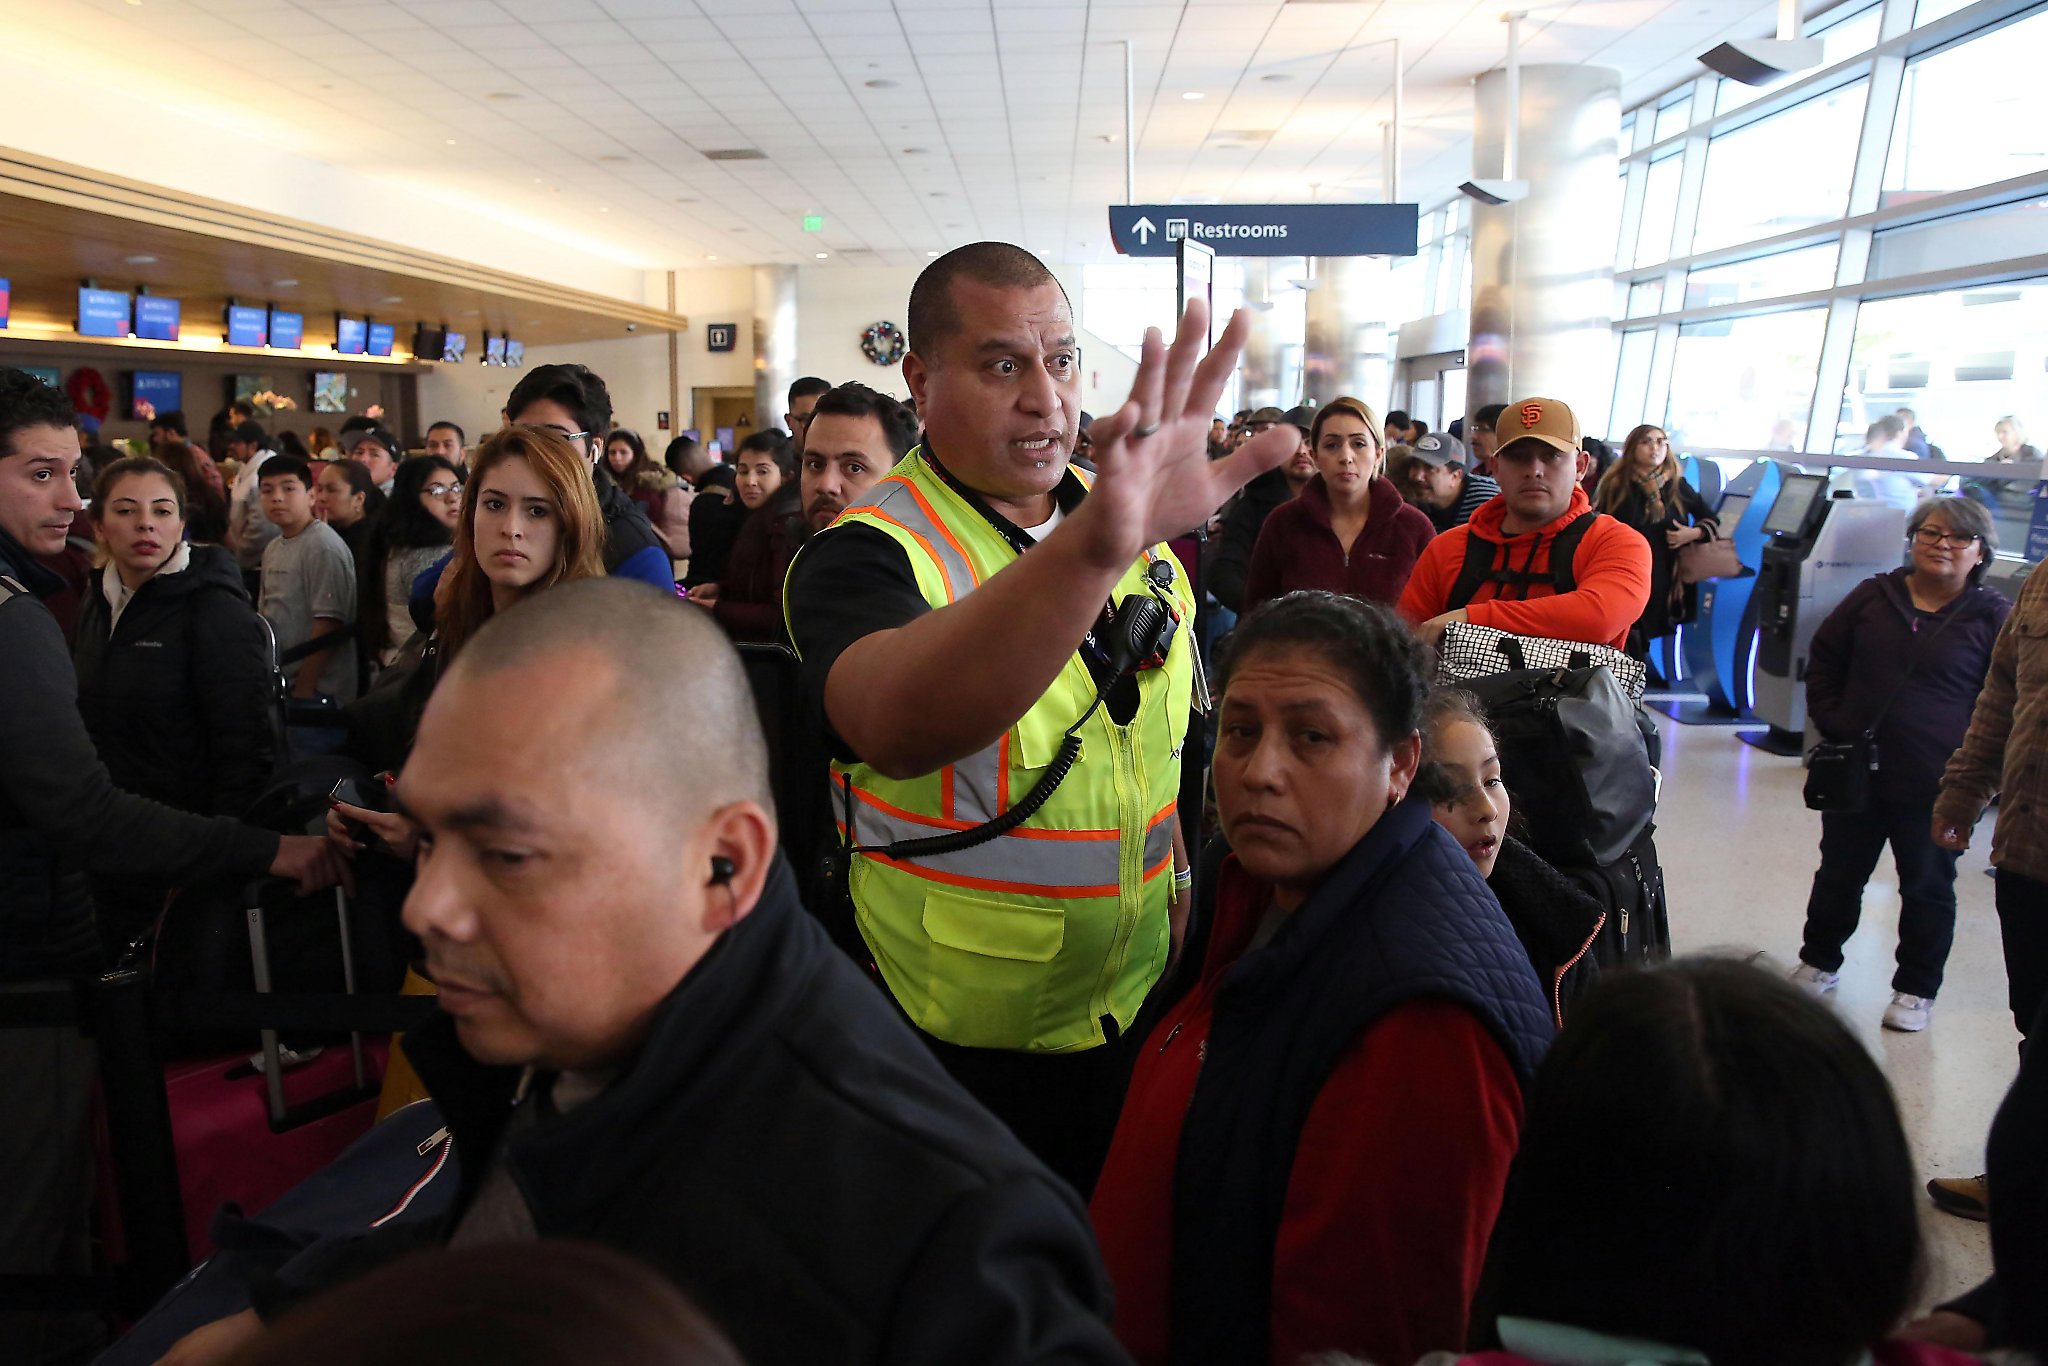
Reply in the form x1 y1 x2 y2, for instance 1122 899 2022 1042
787 448 1195 1053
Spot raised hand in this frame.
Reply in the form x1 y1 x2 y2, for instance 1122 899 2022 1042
1068 299 1298 573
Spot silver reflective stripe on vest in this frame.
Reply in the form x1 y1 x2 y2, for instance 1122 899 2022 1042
847 799 1177 897
845 475 978 605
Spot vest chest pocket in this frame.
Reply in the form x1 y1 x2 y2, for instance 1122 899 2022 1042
919 890 1065 1048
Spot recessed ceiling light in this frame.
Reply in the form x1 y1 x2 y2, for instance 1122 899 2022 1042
864 78 897 89
599 206 610 212
927 250 942 257
1181 91 1204 101
706 254 719 261
815 251 829 259
928 191 946 198
124 253 157 265
676 196 698 203
272 279 298 288
901 146 928 155
463 309 481 317
487 90 523 100
599 154 630 163
1260 73 1294 83
381 295 403 304
444 138 457 146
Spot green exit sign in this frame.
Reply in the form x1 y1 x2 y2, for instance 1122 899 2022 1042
802 214 824 232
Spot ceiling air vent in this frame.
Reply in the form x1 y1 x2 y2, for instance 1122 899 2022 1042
702 148 766 161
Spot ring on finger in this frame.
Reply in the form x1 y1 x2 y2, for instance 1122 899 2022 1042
1133 421 1161 439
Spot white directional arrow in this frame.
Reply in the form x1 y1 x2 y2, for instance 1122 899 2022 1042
1131 215 1157 244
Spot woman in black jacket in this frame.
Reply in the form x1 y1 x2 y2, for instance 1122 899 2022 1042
73 456 276 944
1791 495 2010 1033
1592 424 1718 661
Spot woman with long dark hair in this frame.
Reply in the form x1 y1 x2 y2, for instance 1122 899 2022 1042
358 455 461 671
1592 423 1717 660
694 430 799 642
315 458 385 562
607 427 690 563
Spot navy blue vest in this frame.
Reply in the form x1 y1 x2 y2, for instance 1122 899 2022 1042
1168 797 1553 1365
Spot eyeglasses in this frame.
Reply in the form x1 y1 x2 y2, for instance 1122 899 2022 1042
1913 526 1980 548
424 481 464 499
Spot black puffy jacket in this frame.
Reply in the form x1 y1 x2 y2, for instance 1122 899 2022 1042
0 529 276 979
73 543 275 819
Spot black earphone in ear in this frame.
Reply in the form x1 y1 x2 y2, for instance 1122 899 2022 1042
708 856 736 886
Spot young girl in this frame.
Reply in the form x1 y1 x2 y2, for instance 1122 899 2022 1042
1420 689 1606 1028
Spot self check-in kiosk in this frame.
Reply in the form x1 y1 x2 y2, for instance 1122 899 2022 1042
1744 474 1907 754
1671 459 1783 718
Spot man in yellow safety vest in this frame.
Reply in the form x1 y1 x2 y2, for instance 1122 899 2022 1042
784 242 1292 1193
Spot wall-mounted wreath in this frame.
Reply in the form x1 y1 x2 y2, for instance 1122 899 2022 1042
65 367 113 422
861 320 907 367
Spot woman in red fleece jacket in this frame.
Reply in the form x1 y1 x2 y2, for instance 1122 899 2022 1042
1243 397 1436 610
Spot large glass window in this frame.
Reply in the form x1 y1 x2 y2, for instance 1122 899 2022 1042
1666 307 1828 449
1683 243 1839 307
1611 329 1658 432
1693 82 1868 252
1627 279 1665 318
1844 278 2048 459
1869 196 2048 280
1635 153 1684 267
1883 10 2048 201
1653 89 1694 143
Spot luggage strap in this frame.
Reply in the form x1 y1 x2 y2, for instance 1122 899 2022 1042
1447 510 1596 609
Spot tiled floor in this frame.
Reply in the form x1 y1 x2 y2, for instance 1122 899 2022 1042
1654 713 2009 1311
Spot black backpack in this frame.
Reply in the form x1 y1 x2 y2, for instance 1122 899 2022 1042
1446 510 1597 609
1460 662 1657 869
1562 823 1671 969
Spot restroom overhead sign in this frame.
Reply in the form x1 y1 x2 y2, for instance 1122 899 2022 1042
1108 203 1419 258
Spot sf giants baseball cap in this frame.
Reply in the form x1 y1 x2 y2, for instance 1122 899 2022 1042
1495 397 1581 456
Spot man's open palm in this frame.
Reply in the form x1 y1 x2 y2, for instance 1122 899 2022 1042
1073 300 1297 572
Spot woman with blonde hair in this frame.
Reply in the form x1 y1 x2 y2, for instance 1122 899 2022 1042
1593 423 1717 660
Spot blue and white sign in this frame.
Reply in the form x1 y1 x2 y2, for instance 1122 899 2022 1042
135 295 181 342
366 322 395 357
268 309 304 350
131 370 181 420
1108 203 1419 258
226 305 266 347
77 287 131 338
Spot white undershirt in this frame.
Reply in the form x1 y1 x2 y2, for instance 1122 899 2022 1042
1020 504 1064 541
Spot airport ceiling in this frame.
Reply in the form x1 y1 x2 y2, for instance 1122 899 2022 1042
45 0 1789 270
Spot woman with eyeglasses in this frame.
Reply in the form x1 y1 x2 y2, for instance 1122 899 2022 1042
1789 495 2010 1033
359 455 462 672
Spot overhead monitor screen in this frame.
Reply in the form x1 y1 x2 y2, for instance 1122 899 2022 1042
1762 472 1828 536
366 322 395 357
335 317 367 354
77 287 131 338
485 333 507 365
268 309 304 350
0 277 10 329
134 295 182 341
411 325 445 361
226 305 267 347
505 338 525 367
442 330 467 364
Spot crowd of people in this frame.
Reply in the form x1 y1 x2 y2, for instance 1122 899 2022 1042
0 238 2042 1366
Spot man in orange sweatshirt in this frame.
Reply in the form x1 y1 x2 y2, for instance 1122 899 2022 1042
1398 396 1650 650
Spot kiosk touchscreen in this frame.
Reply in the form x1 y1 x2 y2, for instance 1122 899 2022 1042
1746 480 1907 753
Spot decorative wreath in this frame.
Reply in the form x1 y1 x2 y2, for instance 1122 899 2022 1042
66 367 113 422
861 320 907 367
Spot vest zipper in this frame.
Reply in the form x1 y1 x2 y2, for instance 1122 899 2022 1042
1101 719 1146 1010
